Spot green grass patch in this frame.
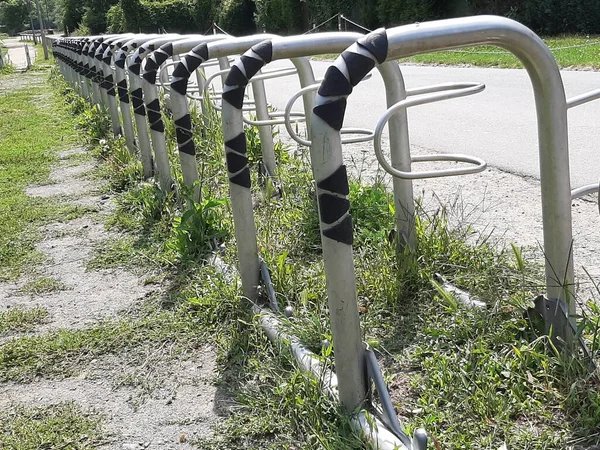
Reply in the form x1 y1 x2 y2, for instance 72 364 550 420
19 276 67 295
0 67 81 281
315 35 600 69
0 402 104 449
402 36 600 68
0 307 48 335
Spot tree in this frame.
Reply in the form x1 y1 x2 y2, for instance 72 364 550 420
0 0 29 34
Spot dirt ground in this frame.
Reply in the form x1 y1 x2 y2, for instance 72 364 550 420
0 148 220 449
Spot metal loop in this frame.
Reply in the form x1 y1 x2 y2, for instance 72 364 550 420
571 182 600 199
285 83 374 147
374 82 487 179
567 88 600 109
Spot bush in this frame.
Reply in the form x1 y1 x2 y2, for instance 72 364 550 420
254 0 302 34
106 4 125 32
216 0 255 35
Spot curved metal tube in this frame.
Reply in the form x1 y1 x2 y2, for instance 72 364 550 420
314 16 575 344
373 82 487 179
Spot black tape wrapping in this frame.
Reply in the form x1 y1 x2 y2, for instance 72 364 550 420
226 152 248 174
117 80 129 103
178 140 196 156
357 28 388 65
318 193 350 225
323 215 353 245
318 66 353 97
174 115 193 144
226 65 247 86
240 55 264 80
170 61 194 96
192 43 209 61
147 99 164 132
229 167 251 188
225 133 247 155
131 88 146 116
341 51 375 87
222 86 246 110
129 62 141 76
316 165 350 195
252 41 272 64
142 69 158 85
175 114 195 154
313 98 347 131
105 74 115 96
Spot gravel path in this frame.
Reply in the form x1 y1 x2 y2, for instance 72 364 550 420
0 148 221 449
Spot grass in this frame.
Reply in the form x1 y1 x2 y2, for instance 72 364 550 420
1 61 599 449
0 402 104 449
315 35 600 69
0 66 83 281
0 308 48 335
19 276 67 295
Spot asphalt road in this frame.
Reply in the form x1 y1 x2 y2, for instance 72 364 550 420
260 60 600 188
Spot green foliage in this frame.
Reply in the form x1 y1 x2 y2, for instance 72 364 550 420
0 402 104 449
141 0 196 33
106 4 124 32
119 0 142 31
168 194 229 261
76 104 111 145
216 0 255 34
0 69 81 280
254 0 302 33
0 307 48 335
61 0 85 33
0 0 29 35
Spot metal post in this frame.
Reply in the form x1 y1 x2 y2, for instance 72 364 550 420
34 0 48 60
222 32 369 411
24 44 31 68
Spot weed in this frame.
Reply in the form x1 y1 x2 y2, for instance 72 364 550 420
0 308 48 335
19 277 66 295
168 194 230 262
0 402 104 449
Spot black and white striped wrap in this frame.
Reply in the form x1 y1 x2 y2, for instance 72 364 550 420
142 43 173 86
129 52 148 117
170 43 210 157
221 41 272 188
312 29 388 246
130 87 146 117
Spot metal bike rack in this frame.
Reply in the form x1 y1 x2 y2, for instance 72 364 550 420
221 32 433 449
313 16 576 364
96 34 136 136
139 34 231 200
127 34 189 191
113 34 161 170
165 34 301 199
100 34 152 152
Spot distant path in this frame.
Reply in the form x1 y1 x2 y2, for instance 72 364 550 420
2 37 36 69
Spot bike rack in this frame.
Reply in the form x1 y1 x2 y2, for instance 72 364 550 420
49 18 598 447
165 34 312 199
96 34 136 137
127 34 189 191
113 34 162 173
313 17 576 368
218 33 437 449
140 35 228 194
